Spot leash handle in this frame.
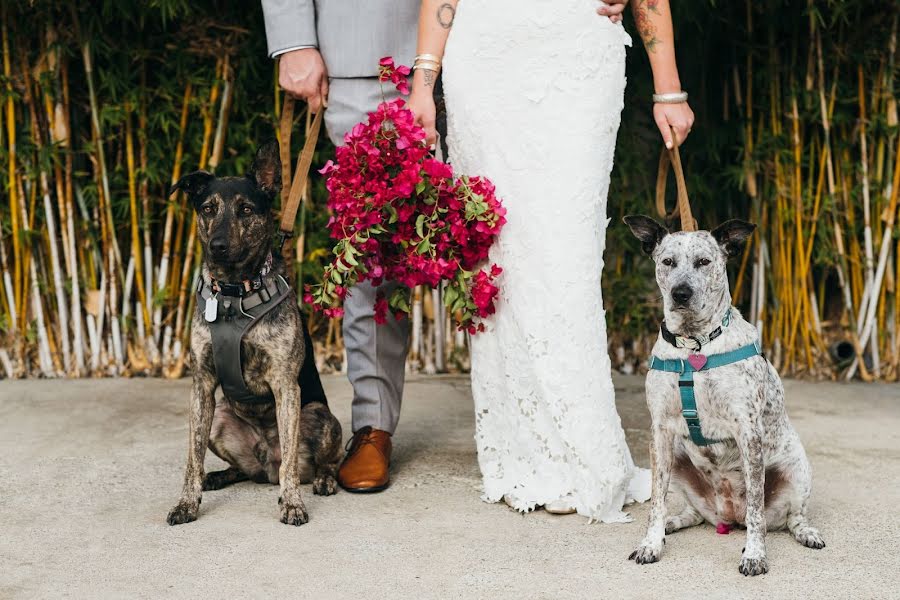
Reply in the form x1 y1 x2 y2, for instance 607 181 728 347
278 95 324 241
655 125 697 232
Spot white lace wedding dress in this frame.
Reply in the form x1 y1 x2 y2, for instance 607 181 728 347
442 0 651 521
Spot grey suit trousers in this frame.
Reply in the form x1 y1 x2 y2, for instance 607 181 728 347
326 78 411 435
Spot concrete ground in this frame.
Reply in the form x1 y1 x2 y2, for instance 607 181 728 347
0 374 898 600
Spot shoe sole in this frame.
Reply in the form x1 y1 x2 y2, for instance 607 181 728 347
545 507 577 515
339 480 390 494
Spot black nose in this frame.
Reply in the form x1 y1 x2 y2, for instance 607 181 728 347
672 284 693 306
209 237 228 256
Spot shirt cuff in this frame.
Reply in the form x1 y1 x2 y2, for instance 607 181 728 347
271 45 317 59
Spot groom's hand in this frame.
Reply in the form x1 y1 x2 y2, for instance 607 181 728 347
279 48 329 113
596 0 628 23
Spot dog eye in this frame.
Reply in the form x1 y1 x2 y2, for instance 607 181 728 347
241 206 253 215
661 258 675 267
695 258 711 268
201 205 215 215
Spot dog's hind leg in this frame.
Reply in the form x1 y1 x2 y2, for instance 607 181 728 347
666 504 704 534
302 402 342 496
786 496 825 549
203 467 250 491
207 399 270 484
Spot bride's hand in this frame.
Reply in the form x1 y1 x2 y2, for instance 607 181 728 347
408 90 438 146
654 102 695 149
596 0 629 24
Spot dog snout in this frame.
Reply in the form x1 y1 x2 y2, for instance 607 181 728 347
209 237 228 257
671 284 693 306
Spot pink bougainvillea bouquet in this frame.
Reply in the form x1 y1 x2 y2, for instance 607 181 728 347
304 57 506 334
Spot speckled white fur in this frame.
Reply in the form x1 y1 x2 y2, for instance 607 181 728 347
624 217 825 577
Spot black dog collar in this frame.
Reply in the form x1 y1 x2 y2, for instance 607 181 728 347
208 252 274 298
660 307 734 352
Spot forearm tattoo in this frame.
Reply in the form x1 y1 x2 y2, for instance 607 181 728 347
437 3 456 29
634 0 661 53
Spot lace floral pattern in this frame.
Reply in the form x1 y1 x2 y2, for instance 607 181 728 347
442 0 650 521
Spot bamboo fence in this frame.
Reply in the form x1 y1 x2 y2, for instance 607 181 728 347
0 1 898 381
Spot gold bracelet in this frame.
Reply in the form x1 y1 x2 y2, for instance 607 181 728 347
415 53 442 65
413 61 441 73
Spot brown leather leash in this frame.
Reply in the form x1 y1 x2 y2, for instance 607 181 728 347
655 126 697 232
278 95 324 248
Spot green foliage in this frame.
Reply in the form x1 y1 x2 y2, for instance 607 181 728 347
2 0 898 359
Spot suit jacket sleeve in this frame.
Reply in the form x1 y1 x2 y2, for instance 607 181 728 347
261 0 317 58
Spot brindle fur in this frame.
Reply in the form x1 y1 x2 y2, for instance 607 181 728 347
624 216 824 576
166 141 342 527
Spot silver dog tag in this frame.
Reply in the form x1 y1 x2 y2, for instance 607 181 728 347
204 294 219 322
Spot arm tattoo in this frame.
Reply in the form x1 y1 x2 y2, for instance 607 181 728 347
437 3 456 29
634 0 661 53
423 69 436 89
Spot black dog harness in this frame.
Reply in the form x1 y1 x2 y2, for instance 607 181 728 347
197 255 292 404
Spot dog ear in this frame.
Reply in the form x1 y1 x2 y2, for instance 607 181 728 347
623 215 668 255
170 171 214 209
711 219 757 258
248 139 282 198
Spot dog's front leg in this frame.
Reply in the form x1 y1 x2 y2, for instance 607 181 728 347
630 422 676 564
167 372 217 525
737 405 768 576
272 379 308 526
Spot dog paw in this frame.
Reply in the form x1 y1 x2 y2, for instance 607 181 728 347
312 474 338 496
664 518 681 535
166 501 199 526
794 527 826 549
738 555 769 576
628 542 662 565
280 502 309 526
202 471 232 491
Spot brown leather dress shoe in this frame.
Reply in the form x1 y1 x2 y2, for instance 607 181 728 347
338 426 392 493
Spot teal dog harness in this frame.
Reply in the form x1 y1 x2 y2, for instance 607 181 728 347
648 309 763 446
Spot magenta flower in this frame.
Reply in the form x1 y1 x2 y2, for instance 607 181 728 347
304 57 506 334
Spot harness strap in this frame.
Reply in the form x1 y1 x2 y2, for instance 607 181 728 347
198 275 292 404
649 340 763 446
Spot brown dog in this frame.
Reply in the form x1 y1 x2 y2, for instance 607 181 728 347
166 142 342 526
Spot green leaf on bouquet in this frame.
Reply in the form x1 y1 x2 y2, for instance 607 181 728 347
416 181 427 195
386 204 398 224
388 286 412 313
443 285 458 306
416 238 431 254
415 214 426 239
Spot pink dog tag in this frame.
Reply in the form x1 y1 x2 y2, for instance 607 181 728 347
687 354 707 370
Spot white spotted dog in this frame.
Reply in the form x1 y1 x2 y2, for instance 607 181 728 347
623 216 825 577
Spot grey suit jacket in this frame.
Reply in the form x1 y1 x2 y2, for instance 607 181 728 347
262 0 419 79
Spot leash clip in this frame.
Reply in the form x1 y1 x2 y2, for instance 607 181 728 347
277 230 294 251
